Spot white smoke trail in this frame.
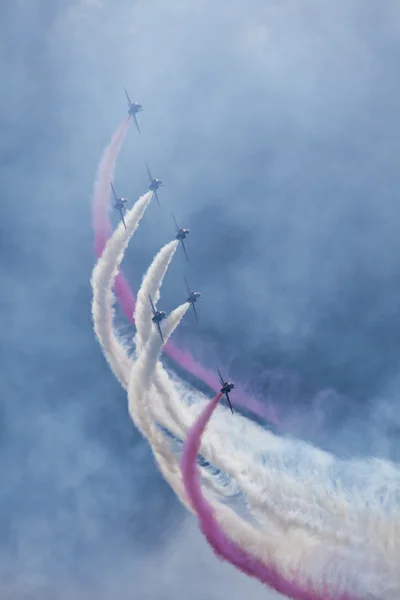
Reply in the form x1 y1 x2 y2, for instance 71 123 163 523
127 305 195 509
91 191 153 387
91 193 399 587
134 240 179 355
125 291 392 599
93 196 398 596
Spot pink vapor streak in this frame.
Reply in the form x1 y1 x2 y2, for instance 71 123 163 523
92 121 278 424
180 392 359 600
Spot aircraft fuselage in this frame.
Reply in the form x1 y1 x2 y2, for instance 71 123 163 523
187 291 201 304
128 103 142 116
152 311 166 324
149 179 163 191
114 198 128 210
221 382 235 394
176 228 189 240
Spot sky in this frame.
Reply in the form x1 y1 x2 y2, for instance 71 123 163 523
1 0 400 597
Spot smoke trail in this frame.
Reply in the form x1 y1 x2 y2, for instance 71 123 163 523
91 191 153 386
105 236 331 591
91 195 397 564
92 185 281 500
91 211 398 599
125 279 390 598
134 240 179 355
91 191 272 505
127 306 196 512
180 392 361 600
91 122 278 424
90 128 400 599
93 118 130 253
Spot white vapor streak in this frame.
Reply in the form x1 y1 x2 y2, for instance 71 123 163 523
91 193 399 597
91 191 153 387
134 240 179 355
127 305 195 510
126 281 390 598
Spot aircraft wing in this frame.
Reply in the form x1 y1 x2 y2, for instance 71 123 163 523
224 392 234 415
184 276 191 296
172 213 180 232
217 368 224 387
180 239 189 261
124 87 132 107
192 302 199 323
118 207 127 230
110 182 118 201
148 294 156 316
145 162 153 183
156 320 164 343
133 113 141 134
154 189 161 208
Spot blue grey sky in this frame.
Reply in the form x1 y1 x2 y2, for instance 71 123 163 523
1 0 400 598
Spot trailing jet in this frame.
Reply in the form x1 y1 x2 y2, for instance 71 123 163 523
184 276 201 323
145 163 164 207
149 294 167 343
173 214 190 260
124 88 143 134
217 369 235 414
110 182 128 229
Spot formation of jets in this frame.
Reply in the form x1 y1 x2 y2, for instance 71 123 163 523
117 88 235 412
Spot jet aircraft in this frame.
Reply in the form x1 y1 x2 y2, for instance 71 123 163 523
184 276 201 323
145 163 164 207
173 214 190 260
217 369 235 414
110 182 128 229
124 88 143 134
149 294 167 343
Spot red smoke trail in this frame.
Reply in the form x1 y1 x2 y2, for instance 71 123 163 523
92 121 278 424
180 393 359 600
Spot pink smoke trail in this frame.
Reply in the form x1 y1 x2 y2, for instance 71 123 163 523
180 392 360 600
92 121 278 424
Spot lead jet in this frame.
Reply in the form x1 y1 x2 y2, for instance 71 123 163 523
110 182 128 229
217 369 235 414
145 163 164 207
184 276 201 323
173 214 190 260
124 88 143 134
149 294 167 343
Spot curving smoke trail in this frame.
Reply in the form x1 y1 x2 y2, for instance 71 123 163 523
91 121 278 424
91 195 349 531
90 129 400 600
91 193 399 599
180 392 362 600
91 190 153 387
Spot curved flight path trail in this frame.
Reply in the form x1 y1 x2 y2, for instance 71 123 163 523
92 119 279 425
